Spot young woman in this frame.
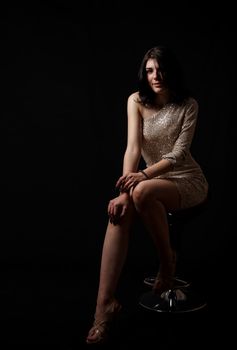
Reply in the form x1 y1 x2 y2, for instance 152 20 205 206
86 45 209 344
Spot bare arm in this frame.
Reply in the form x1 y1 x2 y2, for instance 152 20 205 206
122 93 142 175
108 93 142 223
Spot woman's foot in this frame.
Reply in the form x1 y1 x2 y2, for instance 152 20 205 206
86 299 122 345
153 250 177 295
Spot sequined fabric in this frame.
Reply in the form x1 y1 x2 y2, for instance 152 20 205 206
142 98 208 209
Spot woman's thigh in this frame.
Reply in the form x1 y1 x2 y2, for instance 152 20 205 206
135 178 181 211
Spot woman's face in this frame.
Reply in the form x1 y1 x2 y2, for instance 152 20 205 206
145 58 167 94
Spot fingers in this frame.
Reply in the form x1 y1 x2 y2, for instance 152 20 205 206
108 199 127 225
120 177 138 192
116 175 127 189
120 205 127 218
108 201 114 222
108 201 119 225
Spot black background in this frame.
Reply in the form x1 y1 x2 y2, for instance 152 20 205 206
1 1 235 348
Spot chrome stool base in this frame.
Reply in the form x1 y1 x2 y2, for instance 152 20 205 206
139 287 207 313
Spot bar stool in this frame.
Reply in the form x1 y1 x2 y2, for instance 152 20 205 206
139 197 209 313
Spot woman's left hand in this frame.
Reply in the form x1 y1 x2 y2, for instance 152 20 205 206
116 171 147 192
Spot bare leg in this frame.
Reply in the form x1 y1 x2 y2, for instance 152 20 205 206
96 203 135 310
132 179 180 290
86 201 135 343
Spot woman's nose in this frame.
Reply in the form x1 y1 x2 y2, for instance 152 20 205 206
155 70 163 81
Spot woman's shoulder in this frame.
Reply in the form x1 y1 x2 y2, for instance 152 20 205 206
185 96 199 109
128 91 140 103
127 91 141 111
127 92 143 117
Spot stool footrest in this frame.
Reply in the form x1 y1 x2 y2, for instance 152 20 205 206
143 276 191 289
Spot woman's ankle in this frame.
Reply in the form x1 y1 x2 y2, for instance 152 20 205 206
95 297 117 314
158 251 176 280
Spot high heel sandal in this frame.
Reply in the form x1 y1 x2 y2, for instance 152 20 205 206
86 299 122 345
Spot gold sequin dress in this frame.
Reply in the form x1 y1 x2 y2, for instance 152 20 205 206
142 97 209 209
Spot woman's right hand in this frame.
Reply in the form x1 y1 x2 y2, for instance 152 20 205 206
108 192 130 225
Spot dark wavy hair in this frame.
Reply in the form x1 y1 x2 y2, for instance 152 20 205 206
138 45 191 106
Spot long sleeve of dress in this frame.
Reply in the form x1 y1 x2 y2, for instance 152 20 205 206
162 98 198 166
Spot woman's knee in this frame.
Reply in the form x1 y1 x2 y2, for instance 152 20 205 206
132 183 153 211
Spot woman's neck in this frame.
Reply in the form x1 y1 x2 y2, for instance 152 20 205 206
154 92 170 108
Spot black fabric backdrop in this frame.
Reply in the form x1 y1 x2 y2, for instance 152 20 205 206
1 1 235 346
